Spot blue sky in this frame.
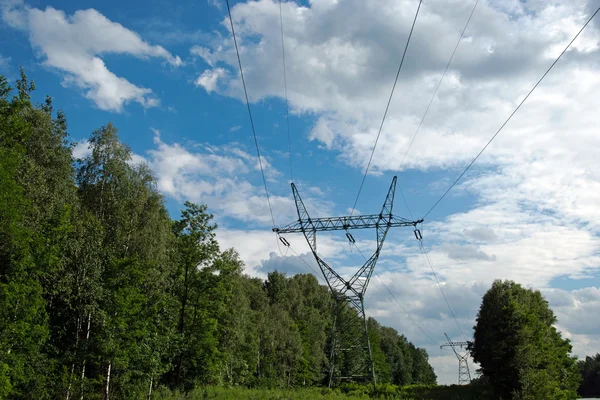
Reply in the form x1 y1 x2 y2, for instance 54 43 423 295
2 0 600 384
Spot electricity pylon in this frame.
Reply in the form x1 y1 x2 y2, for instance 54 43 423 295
441 333 472 385
273 176 422 387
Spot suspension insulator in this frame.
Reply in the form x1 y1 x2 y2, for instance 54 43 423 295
279 236 290 247
414 229 422 240
346 232 356 243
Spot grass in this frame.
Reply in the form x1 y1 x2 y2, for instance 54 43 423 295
152 386 373 400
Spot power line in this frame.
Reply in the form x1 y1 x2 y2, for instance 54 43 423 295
347 220 465 343
394 0 481 334
387 3 480 334
351 242 369 262
422 3 600 220
353 196 466 343
393 0 479 222
395 0 480 176
278 0 294 182
419 243 468 341
292 233 435 346
288 245 327 285
226 0 277 229
398 184 414 220
374 273 439 346
350 243 438 345
346 0 476 345
351 0 423 216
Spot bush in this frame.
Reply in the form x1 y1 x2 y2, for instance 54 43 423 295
151 383 501 400
399 383 498 400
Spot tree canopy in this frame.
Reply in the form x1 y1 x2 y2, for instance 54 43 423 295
0 70 436 399
471 280 580 400
578 353 600 397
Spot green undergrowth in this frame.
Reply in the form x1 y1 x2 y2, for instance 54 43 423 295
339 382 498 399
152 386 371 400
151 383 499 400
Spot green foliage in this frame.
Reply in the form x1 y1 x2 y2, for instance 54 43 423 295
368 319 436 386
368 319 392 383
335 382 496 399
398 383 498 399
168 201 222 389
471 280 580 400
152 385 370 399
150 383 498 399
0 70 437 398
578 353 600 397
0 69 62 399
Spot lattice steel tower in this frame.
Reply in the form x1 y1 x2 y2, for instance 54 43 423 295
441 333 472 385
273 176 421 386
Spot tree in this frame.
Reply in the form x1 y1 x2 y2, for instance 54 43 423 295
76 123 176 398
0 146 49 398
286 274 331 386
0 69 77 399
367 318 391 383
409 344 436 385
219 274 260 386
368 319 436 386
471 280 580 400
168 201 220 389
578 353 600 397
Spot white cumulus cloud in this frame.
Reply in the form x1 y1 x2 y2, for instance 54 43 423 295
143 129 333 226
2 1 182 112
195 68 227 93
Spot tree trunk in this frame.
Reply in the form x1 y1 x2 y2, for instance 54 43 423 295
147 376 153 400
65 314 82 400
256 342 260 378
65 362 75 400
103 360 111 400
80 312 92 400
227 359 232 384
176 263 190 387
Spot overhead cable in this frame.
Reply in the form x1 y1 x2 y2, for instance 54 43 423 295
351 243 438 346
351 0 423 216
226 0 288 261
422 3 600 220
288 245 327 285
226 0 277 230
419 243 468 341
395 0 480 176
375 273 439 346
278 0 294 182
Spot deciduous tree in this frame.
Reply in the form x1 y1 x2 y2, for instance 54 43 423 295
578 353 600 397
471 280 580 399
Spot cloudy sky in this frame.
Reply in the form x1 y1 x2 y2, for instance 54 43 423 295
2 0 600 385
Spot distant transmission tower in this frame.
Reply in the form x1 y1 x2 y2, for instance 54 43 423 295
441 333 472 385
274 176 422 387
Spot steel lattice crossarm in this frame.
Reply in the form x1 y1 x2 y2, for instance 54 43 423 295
273 214 421 234
441 333 470 353
441 340 469 349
